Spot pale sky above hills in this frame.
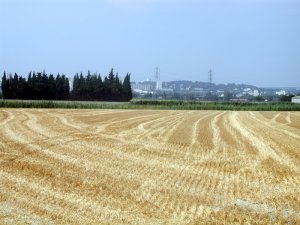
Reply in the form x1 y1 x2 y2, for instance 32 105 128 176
1 0 299 87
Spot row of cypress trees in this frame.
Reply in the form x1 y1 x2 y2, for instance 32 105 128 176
1 71 70 100
1 69 132 101
72 69 132 101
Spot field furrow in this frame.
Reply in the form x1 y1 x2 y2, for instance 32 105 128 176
0 109 299 224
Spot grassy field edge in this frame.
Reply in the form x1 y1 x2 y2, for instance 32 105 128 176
0 99 300 111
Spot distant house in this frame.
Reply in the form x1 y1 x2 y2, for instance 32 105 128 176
292 96 300 103
275 90 286 95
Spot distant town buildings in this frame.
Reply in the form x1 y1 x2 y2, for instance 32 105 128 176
131 82 153 91
242 88 260 96
131 79 299 101
156 79 162 91
292 96 300 103
130 69 299 101
275 90 286 95
154 67 162 91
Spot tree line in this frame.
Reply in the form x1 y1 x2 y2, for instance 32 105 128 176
1 69 132 101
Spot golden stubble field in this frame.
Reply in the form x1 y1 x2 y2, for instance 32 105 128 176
0 109 299 224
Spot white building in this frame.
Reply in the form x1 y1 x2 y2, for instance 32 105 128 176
131 82 152 91
243 89 260 96
253 90 260 97
156 80 162 90
275 90 286 95
292 96 300 103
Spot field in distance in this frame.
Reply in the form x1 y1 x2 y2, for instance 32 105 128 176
0 109 299 224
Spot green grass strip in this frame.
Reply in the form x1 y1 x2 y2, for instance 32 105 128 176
0 99 300 111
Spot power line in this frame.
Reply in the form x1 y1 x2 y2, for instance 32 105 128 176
208 68 213 92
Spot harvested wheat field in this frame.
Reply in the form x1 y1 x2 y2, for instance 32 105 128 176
0 109 299 224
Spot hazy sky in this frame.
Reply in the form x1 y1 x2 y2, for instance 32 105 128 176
1 0 299 87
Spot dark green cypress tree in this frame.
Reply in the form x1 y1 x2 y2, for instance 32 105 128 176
79 72 84 100
108 68 115 87
103 76 110 100
86 71 92 100
36 72 43 98
90 74 98 99
6 74 12 99
32 72 38 99
48 74 56 99
122 73 132 101
55 74 62 99
27 72 33 99
1 71 8 99
17 76 28 99
113 73 122 100
73 73 79 99
62 74 70 99
11 73 19 99
95 74 103 100
41 71 49 99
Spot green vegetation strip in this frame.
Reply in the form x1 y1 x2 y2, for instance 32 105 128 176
0 99 300 111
